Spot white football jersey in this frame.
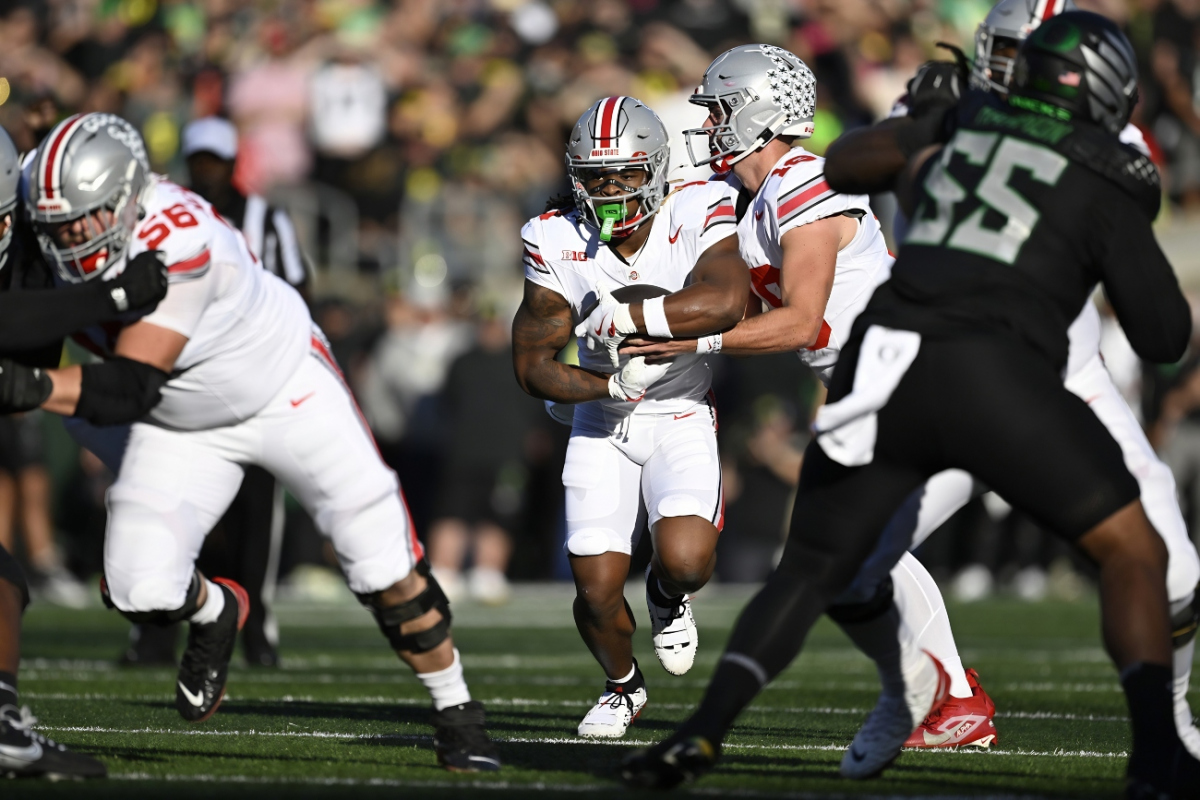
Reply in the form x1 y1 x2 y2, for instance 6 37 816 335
522 180 739 414
74 177 312 430
738 147 894 384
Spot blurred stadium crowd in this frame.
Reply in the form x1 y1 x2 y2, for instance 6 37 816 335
6 0 1200 606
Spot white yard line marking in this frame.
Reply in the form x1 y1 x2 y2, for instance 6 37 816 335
41 725 1127 758
22 691 1131 722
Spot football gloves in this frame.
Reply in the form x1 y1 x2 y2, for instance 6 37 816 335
608 356 670 402
0 359 52 414
108 250 169 314
577 289 638 369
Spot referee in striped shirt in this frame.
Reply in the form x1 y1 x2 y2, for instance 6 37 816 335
124 118 312 668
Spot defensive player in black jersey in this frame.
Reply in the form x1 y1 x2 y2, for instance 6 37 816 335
623 13 1200 796
0 127 167 779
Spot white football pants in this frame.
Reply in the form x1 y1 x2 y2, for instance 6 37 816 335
563 399 722 557
103 335 422 613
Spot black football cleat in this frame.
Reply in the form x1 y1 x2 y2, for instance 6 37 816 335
621 733 720 790
431 701 501 772
175 578 248 723
0 704 106 780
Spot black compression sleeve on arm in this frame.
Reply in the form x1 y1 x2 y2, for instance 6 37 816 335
1097 195 1191 364
0 282 125 351
74 357 169 425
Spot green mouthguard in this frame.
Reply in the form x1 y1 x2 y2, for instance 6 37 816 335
597 203 625 242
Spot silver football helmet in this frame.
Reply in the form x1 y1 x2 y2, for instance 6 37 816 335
685 44 816 171
973 0 1078 93
0 127 18 271
566 96 670 241
26 113 150 283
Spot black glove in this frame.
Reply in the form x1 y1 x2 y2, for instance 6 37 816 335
0 359 52 414
905 61 964 120
107 250 169 314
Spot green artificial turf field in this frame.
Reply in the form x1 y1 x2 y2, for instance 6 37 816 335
7 582 1162 798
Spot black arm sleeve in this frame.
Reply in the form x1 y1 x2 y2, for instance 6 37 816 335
1096 192 1192 364
74 357 169 426
0 282 123 351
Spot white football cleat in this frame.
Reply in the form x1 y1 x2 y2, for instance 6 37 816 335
840 647 950 779
578 667 648 738
646 568 698 676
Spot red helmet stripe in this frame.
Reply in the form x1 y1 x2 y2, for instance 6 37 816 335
598 96 619 146
42 114 84 200
1041 0 1059 21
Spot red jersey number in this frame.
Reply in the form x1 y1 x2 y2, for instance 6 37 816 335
137 203 201 250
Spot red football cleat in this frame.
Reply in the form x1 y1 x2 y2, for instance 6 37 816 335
903 668 998 749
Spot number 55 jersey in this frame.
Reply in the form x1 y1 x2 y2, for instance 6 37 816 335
73 177 313 430
867 90 1181 372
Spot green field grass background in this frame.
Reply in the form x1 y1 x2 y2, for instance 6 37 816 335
5 583 1158 798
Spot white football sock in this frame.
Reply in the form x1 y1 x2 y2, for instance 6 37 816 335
1171 593 1200 758
893 553 972 698
189 579 226 626
418 648 471 711
611 662 637 684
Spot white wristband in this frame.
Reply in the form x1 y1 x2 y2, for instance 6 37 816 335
696 333 723 354
642 296 672 339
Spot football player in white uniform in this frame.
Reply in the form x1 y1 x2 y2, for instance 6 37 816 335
818 0 1200 763
0 113 499 772
512 96 749 737
620 43 956 779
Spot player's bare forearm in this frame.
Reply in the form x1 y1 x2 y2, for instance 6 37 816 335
721 304 823 354
41 365 82 416
824 117 911 195
627 236 749 337
520 359 612 403
513 280 611 402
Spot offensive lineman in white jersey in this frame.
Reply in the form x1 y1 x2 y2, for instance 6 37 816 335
0 113 499 771
512 96 749 737
817 0 1200 766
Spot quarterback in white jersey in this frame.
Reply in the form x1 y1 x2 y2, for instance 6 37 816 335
513 97 749 738
3 113 498 771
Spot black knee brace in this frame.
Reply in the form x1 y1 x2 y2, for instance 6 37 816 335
827 575 895 626
359 561 452 653
1172 584 1200 650
0 543 29 612
103 571 203 625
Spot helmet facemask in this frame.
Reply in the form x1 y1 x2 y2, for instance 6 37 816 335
568 154 667 242
0 202 15 273
36 160 144 283
685 92 763 173
973 31 1022 95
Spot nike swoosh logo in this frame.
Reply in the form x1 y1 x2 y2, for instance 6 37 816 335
178 681 206 707
77 167 113 192
290 392 316 408
922 729 955 746
755 210 764 220
674 412 695 420
0 740 42 761
594 325 603 336
669 225 683 244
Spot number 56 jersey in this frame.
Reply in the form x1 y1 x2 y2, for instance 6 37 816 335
738 147 893 386
521 179 740 415
76 177 313 430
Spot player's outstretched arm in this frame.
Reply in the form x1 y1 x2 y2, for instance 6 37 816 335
824 117 913 196
0 250 169 352
628 235 748 337
512 280 617 403
623 215 854 360
17 320 182 421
